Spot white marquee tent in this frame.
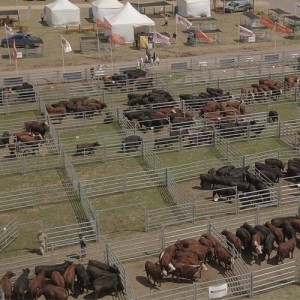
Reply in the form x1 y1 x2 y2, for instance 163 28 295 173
104 2 155 43
91 0 124 21
44 0 80 27
177 0 211 17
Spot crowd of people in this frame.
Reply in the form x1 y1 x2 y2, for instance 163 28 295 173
136 49 160 70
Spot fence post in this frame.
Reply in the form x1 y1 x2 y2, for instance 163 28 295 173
207 217 211 234
193 282 197 300
278 122 281 138
144 204 149 233
160 224 165 250
105 243 110 264
236 194 240 215
192 200 196 223
165 168 169 187
123 174 127 193
95 211 101 240
277 185 281 207
255 206 260 225
249 272 254 298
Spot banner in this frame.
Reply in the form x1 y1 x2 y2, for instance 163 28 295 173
209 283 228 299
139 36 148 50
4 24 14 36
260 16 275 30
195 29 214 42
61 36 72 53
275 22 293 34
152 31 170 44
110 33 126 46
96 18 112 30
176 14 192 29
238 25 255 37
13 39 18 59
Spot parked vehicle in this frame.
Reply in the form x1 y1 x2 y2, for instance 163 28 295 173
224 0 252 13
1 33 43 48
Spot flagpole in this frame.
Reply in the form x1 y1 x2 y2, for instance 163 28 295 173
110 37 114 73
175 15 178 54
96 25 101 61
61 36 65 72
274 25 276 53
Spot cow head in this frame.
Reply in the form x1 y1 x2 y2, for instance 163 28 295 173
255 244 263 255
6 271 16 279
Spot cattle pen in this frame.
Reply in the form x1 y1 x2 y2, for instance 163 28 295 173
1 47 300 299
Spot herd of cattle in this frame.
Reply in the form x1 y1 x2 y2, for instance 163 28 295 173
199 157 300 205
0 259 123 300
144 215 300 288
0 82 36 104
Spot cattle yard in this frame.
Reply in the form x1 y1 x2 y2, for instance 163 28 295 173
1 49 300 299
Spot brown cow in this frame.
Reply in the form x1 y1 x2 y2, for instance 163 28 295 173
144 261 164 287
215 246 235 270
29 269 46 300
0 271 16 300
199 236 213 248
63 263 76 294
41 284 68 300
175 238 201 249
51 271 65 288
159 244 177 275
251 233 263 262
264 222 284 246
200 234 221 249
277 238 296 264
221 229 242 254
291 219 300 233
169 262 201 282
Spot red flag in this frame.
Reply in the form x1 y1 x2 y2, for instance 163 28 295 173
110 33 126 46
96 18 112 30
13 39 18 59
275 22 293 34
176 14 192 29
195 29 214 42
238 25 255 37
260 16 275 30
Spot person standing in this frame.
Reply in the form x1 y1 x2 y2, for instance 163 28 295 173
139 56 144 69
79 234 87 259
163 14 168 26
37 230 47 256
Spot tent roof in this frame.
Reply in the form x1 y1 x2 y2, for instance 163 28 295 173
106 2 155 26
92 0 123 9
46 0 79 11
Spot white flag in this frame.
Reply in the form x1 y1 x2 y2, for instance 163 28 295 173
61 36 72 53
297 2 300 8
176 14 192 29
238 25 255 37
5 24 14 36
152 32 170 45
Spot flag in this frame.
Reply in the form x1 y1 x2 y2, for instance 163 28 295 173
238 25 255 37
152 31 170 45
260 16 275 30
110 33 126 46
13 39 17 59
275 22 293 34
195 29 214 42
176 14 192 29
61 36 72 53
4 24 14 36
96 18 112 30
297 2 300 8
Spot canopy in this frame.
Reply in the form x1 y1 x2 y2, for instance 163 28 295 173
104 2 155 43
44 0 80 27
91 0 124 21
177 0 211 17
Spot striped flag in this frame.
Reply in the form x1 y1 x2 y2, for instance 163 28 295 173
13 39 18 59
195 29 214 42
96 18 112 30
110 33 126 46
152 31 170 45
61 36 72 53
238 25 255 37
5 24 14 36
260 16 275 30
176 14 192 29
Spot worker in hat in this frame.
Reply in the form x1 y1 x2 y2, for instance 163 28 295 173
37 230 47 256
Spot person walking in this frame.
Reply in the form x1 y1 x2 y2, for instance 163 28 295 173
163 14 168 26
37 230 47 256
79 234 87 259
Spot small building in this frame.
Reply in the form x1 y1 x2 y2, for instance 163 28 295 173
268 8 290 23
284 15 300 39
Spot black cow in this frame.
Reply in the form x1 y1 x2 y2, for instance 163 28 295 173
93 274 123 298
13 268 30 300
76 142 100 155
262 233 275 261
24 121 49 137
88 260 119 274
199 174 220 189
212 184 236 201
236 227 251 249
86 265 112 282
216 165 235 176
282 220 296 240
265 158 285 171
271 216 299 228
268 110 279 123
75 264 89 293
254 225 271 242
0 131 10 148
121 135 142 152
242 222 256 236
35 261 72 278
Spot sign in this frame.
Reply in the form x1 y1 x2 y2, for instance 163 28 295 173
208 283 228 299
139 36 148 50
248 36 256 42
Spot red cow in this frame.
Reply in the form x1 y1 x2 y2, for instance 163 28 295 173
144 261 164 287
291 219 300 233
251 233 263 262
159 244 177 275
215 246 235 270
277 238 296 264
221 229 242 254
169 262 201 282
264 222 284 246
29 269 46 300
0 271 16 300
41 284 68 300
63 263 76 294
51 271 65 288
200 234 221 249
